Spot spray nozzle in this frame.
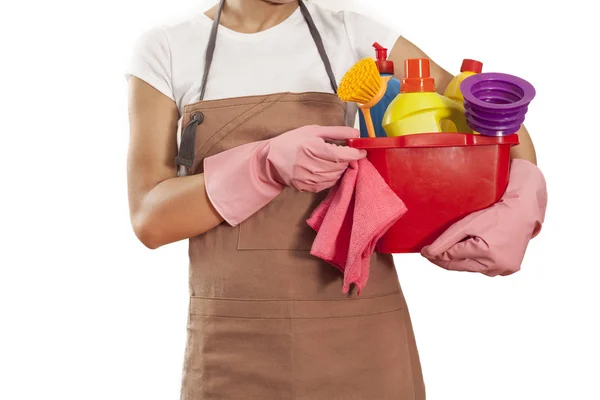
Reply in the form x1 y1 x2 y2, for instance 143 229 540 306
372 42 394 75
373 42 388 61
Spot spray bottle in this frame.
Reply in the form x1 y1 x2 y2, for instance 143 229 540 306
358 43 401 138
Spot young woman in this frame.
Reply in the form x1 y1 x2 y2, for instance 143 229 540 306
125 0 545 398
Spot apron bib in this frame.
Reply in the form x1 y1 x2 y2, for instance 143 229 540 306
176 1 425 399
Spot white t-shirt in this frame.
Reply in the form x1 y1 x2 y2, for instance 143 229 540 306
124 2 400 128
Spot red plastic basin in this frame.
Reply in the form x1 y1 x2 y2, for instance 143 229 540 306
347 133 519 253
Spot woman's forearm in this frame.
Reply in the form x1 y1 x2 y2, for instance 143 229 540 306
131 173 224 249
511 125 537 165
127 78 225 249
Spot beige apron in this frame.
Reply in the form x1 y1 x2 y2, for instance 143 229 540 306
176 1 425 398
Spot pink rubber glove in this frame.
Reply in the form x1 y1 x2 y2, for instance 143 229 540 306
204 125 366 227
420 159 547 276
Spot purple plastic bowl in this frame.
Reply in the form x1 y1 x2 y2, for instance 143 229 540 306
461 72 536 136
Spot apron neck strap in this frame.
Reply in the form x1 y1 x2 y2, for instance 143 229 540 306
297 0 338 94
199 0 338 101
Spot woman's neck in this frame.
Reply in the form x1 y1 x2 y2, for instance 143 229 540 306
205 0 300 34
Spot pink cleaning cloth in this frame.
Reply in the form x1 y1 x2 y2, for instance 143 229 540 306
307 158 407 295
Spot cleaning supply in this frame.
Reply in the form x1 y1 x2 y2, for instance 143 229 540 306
338 58 392 138
204 125 365 226
444 59 483 105
307 158 407 295
358 43 401 138
441 59 483 132
382 58 471 136
421 158 547 276
461 72 536 136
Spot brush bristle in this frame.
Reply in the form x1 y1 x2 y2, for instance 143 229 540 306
338 58 382 103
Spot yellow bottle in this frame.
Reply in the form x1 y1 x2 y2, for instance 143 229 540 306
383 58 471 136
441 59 483 132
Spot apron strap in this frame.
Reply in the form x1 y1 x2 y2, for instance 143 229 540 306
298 0 338 93
199 0 226 101
199 0 338 101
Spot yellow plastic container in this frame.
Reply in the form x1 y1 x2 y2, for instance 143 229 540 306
444 59 483 105
441 59 483 132
383 58 471 136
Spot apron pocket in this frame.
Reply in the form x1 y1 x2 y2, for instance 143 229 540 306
293 308 420 400
183 294 422 400
237 188 327 251
182 300 294 399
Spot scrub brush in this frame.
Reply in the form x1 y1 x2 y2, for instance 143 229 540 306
338 58 392 138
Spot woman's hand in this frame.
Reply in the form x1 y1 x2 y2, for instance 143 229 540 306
267 125 367 192
204 125 366 227
420 159 547 276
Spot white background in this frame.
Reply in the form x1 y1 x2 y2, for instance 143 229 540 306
1 0 598 399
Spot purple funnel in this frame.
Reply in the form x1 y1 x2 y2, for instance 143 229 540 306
461 72 536 136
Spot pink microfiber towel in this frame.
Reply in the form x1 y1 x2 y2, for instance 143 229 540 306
307 158 407 295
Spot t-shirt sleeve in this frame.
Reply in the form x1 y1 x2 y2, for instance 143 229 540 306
124 27 175 101
342 11 400 61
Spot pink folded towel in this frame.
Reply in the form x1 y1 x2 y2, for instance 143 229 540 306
307 158 407 295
